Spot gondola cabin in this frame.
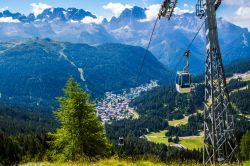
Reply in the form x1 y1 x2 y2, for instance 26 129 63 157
176 71 191 93
118 137 124 146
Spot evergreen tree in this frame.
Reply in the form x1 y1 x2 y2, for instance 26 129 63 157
49 77 111 160
240 131 250 160
0 133 21 166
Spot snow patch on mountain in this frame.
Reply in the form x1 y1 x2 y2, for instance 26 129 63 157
173 25 197 33
0 17 20 23
242 33 248 47
111 25 134 39
59 44 86 82
78 68 85 81
81 16 104 24
30 2 51 17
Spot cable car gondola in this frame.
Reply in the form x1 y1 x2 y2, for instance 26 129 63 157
118 137 124 146
176 71 191 93
176 50 191 94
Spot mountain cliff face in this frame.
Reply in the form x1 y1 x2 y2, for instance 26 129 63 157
0 6 249 72
0 39 171 108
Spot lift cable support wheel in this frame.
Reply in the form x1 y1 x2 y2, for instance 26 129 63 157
195 0 240 164
158 0 178 20
196 0 221 18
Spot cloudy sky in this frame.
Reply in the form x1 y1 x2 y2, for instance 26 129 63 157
0 0 249 30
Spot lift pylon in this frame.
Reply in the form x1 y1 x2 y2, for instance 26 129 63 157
196 0 239 164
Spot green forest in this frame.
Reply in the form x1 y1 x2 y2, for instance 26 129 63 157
1 61 250 165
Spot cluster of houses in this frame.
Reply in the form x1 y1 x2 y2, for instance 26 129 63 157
233 70 250 80
96 81 158 123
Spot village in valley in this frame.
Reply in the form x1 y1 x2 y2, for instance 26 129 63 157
96 81 158 123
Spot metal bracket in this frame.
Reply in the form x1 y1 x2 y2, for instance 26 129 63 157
158 0 177 20
214 0 221 10
196 0 205 19
183 50 190 71
196 0 221 19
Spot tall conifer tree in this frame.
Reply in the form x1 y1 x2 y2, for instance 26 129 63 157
49 77 111 160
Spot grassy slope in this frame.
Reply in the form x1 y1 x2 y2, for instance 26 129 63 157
146 129 203 150
243 160 250 166
22 159 245 166
162 74 250 149
230 75 250 120
168 117 188 127
146 130 174 145
22 158 168 166
243 75 250 81
179 136 203 150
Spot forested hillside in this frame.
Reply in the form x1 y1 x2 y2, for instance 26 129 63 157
0 104 57 135
1 68 250 165
225 58 250 77
0 1 249 165
105 59 250 153
0 38 172 108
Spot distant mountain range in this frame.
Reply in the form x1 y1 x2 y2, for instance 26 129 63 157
0 6 249 73
0 8 96 22
0 39 171 108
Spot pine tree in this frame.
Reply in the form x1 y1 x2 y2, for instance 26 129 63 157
240 131 250 160
49 77 111 160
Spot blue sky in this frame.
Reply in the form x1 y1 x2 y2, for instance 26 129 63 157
0 0 249 30
0 0 193 16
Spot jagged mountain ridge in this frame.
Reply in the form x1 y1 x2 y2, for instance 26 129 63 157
0 6 249 73
0 8 96 22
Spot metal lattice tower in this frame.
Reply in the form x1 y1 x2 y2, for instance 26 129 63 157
196 0 239 164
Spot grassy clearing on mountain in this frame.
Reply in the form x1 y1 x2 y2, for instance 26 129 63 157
146 130 173 145
146 130 203 150
243 75 250 81
168 117 188 127
179 136 203 150
131 110 140 120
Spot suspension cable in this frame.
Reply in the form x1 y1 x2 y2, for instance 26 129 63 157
187 20 205 50
135 17 159 86
174 20 206 70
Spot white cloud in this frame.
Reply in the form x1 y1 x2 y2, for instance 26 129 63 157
184 4 189 8
30 2 51 17
234 7 250 29
140 4 160 22
0 17 20 23
140 3 194 22
81 16 104 24
174 7 193 15
222 6 250 30
0 6 9 12
103 2 132 17
224 0 250 6
142 0 148 7
222 0 250 30
236 6 250 18
69 20 79 24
